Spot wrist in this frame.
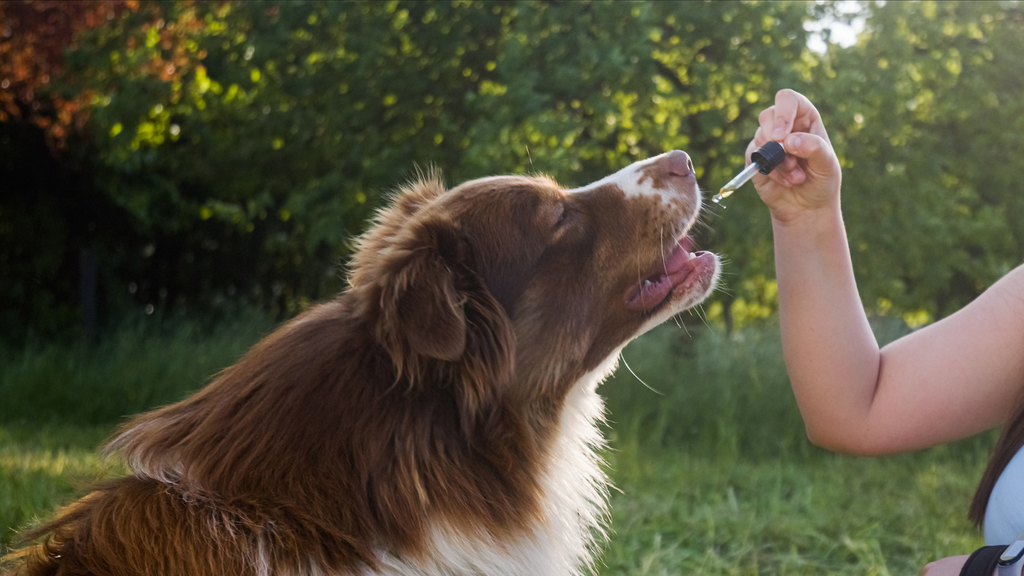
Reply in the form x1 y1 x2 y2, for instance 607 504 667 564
769 199 844 240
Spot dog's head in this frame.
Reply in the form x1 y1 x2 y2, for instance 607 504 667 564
349 151 719 416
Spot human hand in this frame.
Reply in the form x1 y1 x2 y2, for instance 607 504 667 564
921 554 972 576
746 89 842 225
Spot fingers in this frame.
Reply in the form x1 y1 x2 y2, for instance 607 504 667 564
767 111 788 142
771 132 838 188
747 90 842 214
748 126 806 187
759 89 827 144
771 88 802 140
783 132 831 164
756 108 773 146
748 90 835 189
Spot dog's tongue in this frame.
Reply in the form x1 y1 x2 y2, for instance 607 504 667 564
662 237 694 274
627 238 695 312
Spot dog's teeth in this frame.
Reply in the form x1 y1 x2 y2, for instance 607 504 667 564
643 280 652 287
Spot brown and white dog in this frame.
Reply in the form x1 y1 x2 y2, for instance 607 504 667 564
4 150 718 576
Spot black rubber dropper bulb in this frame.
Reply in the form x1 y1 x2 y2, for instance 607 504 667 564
711 140 787 204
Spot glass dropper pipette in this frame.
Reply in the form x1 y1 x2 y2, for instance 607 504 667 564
711 140 786 204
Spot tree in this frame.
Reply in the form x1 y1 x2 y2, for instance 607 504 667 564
1 0 823 338
819 0 1024 324
0 1 139 146
0 0 146 339
25 1 985 339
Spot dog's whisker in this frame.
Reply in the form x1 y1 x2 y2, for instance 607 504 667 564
673 313 690 337
619 353 664 396
694 303 716 332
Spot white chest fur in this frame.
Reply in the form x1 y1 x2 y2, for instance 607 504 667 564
369 351 622 576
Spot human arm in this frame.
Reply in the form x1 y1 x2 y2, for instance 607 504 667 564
752 89 1024 455
922 555 971 576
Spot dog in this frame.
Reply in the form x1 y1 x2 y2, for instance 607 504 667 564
4 150 719 576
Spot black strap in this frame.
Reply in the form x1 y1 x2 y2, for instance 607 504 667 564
961 545 1008 576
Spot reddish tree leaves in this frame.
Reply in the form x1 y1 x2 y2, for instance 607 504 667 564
0 0 210 148
0 1 138 144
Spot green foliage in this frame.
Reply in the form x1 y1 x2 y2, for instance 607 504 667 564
3 0 820 336
818 1 1024 320
4 0 1024 346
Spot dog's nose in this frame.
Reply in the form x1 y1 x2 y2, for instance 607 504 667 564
663 150 692 178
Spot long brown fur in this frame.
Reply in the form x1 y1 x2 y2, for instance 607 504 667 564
4 153 713 576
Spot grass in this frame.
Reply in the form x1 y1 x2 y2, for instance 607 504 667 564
0 313 273 425
596 320 990 574
0 315 993 574
0 424 123 549
600 445 985 575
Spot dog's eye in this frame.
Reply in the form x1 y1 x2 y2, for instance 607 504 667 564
548 202 579 243
556 208 568 227
554 202 578 229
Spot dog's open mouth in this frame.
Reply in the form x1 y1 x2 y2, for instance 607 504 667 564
625 236 716 313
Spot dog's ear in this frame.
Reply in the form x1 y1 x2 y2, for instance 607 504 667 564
389 221 468 362
376 215 514 396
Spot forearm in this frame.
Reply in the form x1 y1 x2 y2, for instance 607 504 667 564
754 89 1024 456
772 202 883 453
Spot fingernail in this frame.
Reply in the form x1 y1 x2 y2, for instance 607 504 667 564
788 134 802 150
773 126 786 140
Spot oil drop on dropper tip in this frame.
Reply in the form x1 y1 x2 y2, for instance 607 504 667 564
711 140 786 205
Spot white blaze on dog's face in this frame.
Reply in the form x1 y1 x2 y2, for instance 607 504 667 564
566 149 719 327
355 150 719 405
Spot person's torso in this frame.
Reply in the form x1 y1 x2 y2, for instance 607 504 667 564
986 445 1024 544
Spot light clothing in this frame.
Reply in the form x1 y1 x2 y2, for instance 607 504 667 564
986 445 1024 545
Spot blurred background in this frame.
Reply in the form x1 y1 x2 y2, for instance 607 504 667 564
2 1 1022 573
